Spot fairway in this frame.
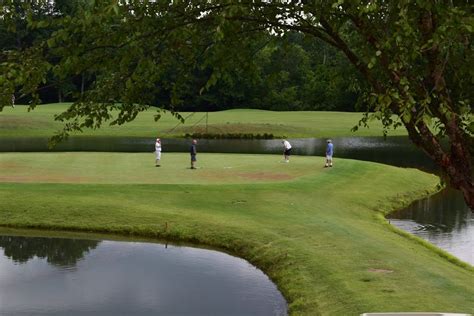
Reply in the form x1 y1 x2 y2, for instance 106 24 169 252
1 152 472 315
0 103 408 138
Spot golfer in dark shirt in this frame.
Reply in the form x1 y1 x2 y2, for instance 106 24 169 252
190 139 197 169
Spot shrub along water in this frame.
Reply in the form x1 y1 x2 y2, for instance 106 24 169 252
184 132 275 139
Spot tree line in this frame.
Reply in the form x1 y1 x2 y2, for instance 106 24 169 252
0 1 361 112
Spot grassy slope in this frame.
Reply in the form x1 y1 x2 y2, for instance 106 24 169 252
0 103 408 138
0 153 472 315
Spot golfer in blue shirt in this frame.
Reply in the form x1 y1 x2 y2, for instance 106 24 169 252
325 139 334 168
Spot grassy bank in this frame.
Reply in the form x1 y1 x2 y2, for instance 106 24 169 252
0 152 472 315
0 103 408 138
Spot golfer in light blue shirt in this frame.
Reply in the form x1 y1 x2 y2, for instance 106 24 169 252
325 139 333 168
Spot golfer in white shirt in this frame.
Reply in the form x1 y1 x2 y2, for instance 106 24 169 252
155 138 162 167
282 139 292 163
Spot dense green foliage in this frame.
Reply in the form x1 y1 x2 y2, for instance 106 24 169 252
181 32 360 112
1 153 473 315
0 2 360 111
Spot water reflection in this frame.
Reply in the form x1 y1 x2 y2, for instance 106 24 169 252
0 235 287 316
0 236 99 267
388 189 473 265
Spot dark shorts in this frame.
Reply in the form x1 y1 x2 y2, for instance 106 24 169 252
284 148 292 156
191 154 197 162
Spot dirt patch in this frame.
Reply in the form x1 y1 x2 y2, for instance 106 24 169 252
368 268 394 274
237 172 294 181
0 174 93 183
195 170 296 183
174 123 302 137
0 115 54 129
0 162 20 168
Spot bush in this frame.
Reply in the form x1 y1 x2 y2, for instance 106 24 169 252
183 133 274 139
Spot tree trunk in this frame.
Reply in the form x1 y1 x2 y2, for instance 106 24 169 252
436 144 473 211
81 74 85 97
405 120 474 210
451 168 474 211
443 118 474 210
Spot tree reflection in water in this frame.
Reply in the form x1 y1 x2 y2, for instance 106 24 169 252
388 189 470 233
0 236 99 267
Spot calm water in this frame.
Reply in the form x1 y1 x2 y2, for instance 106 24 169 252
388 189 473 265
0 235 287 316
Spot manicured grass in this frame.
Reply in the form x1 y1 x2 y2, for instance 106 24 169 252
0 103 408 138
0 152 335 184
0 153 472 315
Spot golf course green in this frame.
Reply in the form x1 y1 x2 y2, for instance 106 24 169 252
0 152 472 315
0 103 408 138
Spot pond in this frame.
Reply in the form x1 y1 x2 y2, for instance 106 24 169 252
387 188 473 265
0 234 287 316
